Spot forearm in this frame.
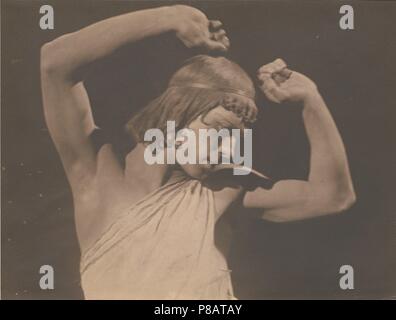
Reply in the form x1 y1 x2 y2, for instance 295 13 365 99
303 92 355 202
41 6 174 79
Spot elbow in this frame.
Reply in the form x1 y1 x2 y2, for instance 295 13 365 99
40 41 58 74
340 190 357 212
40 37 70 76
328 187 357 214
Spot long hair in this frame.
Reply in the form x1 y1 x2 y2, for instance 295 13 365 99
126 55 258 142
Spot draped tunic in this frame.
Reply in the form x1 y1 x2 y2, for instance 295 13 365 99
80 173 236 300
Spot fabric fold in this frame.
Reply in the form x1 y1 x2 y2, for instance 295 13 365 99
80 176 235 300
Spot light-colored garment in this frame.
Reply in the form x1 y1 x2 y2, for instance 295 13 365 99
80 174 235 299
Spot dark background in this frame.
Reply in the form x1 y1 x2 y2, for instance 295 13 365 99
2 0 395 299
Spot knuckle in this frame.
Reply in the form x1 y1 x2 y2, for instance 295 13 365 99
259 65 269 72
211 20 222 28
275 58 287 66
258 75 270 83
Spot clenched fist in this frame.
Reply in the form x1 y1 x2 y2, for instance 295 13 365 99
169 5 230 52
257 59 318 103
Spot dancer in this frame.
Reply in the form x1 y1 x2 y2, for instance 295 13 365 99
40 5 355 299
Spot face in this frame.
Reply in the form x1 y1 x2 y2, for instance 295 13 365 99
177 105 246 180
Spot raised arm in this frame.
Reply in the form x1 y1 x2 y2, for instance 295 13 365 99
40 5 229 187
243 59 356 222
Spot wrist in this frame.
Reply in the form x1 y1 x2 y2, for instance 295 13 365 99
161 5 187 33
302 90 323 109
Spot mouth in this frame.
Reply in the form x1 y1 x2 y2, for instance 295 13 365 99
210 162 270 179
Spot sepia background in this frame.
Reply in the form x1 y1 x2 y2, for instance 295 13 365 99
2 0 396 299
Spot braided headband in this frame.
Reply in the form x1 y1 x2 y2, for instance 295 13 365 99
169 82 257 123
168 82 255 100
